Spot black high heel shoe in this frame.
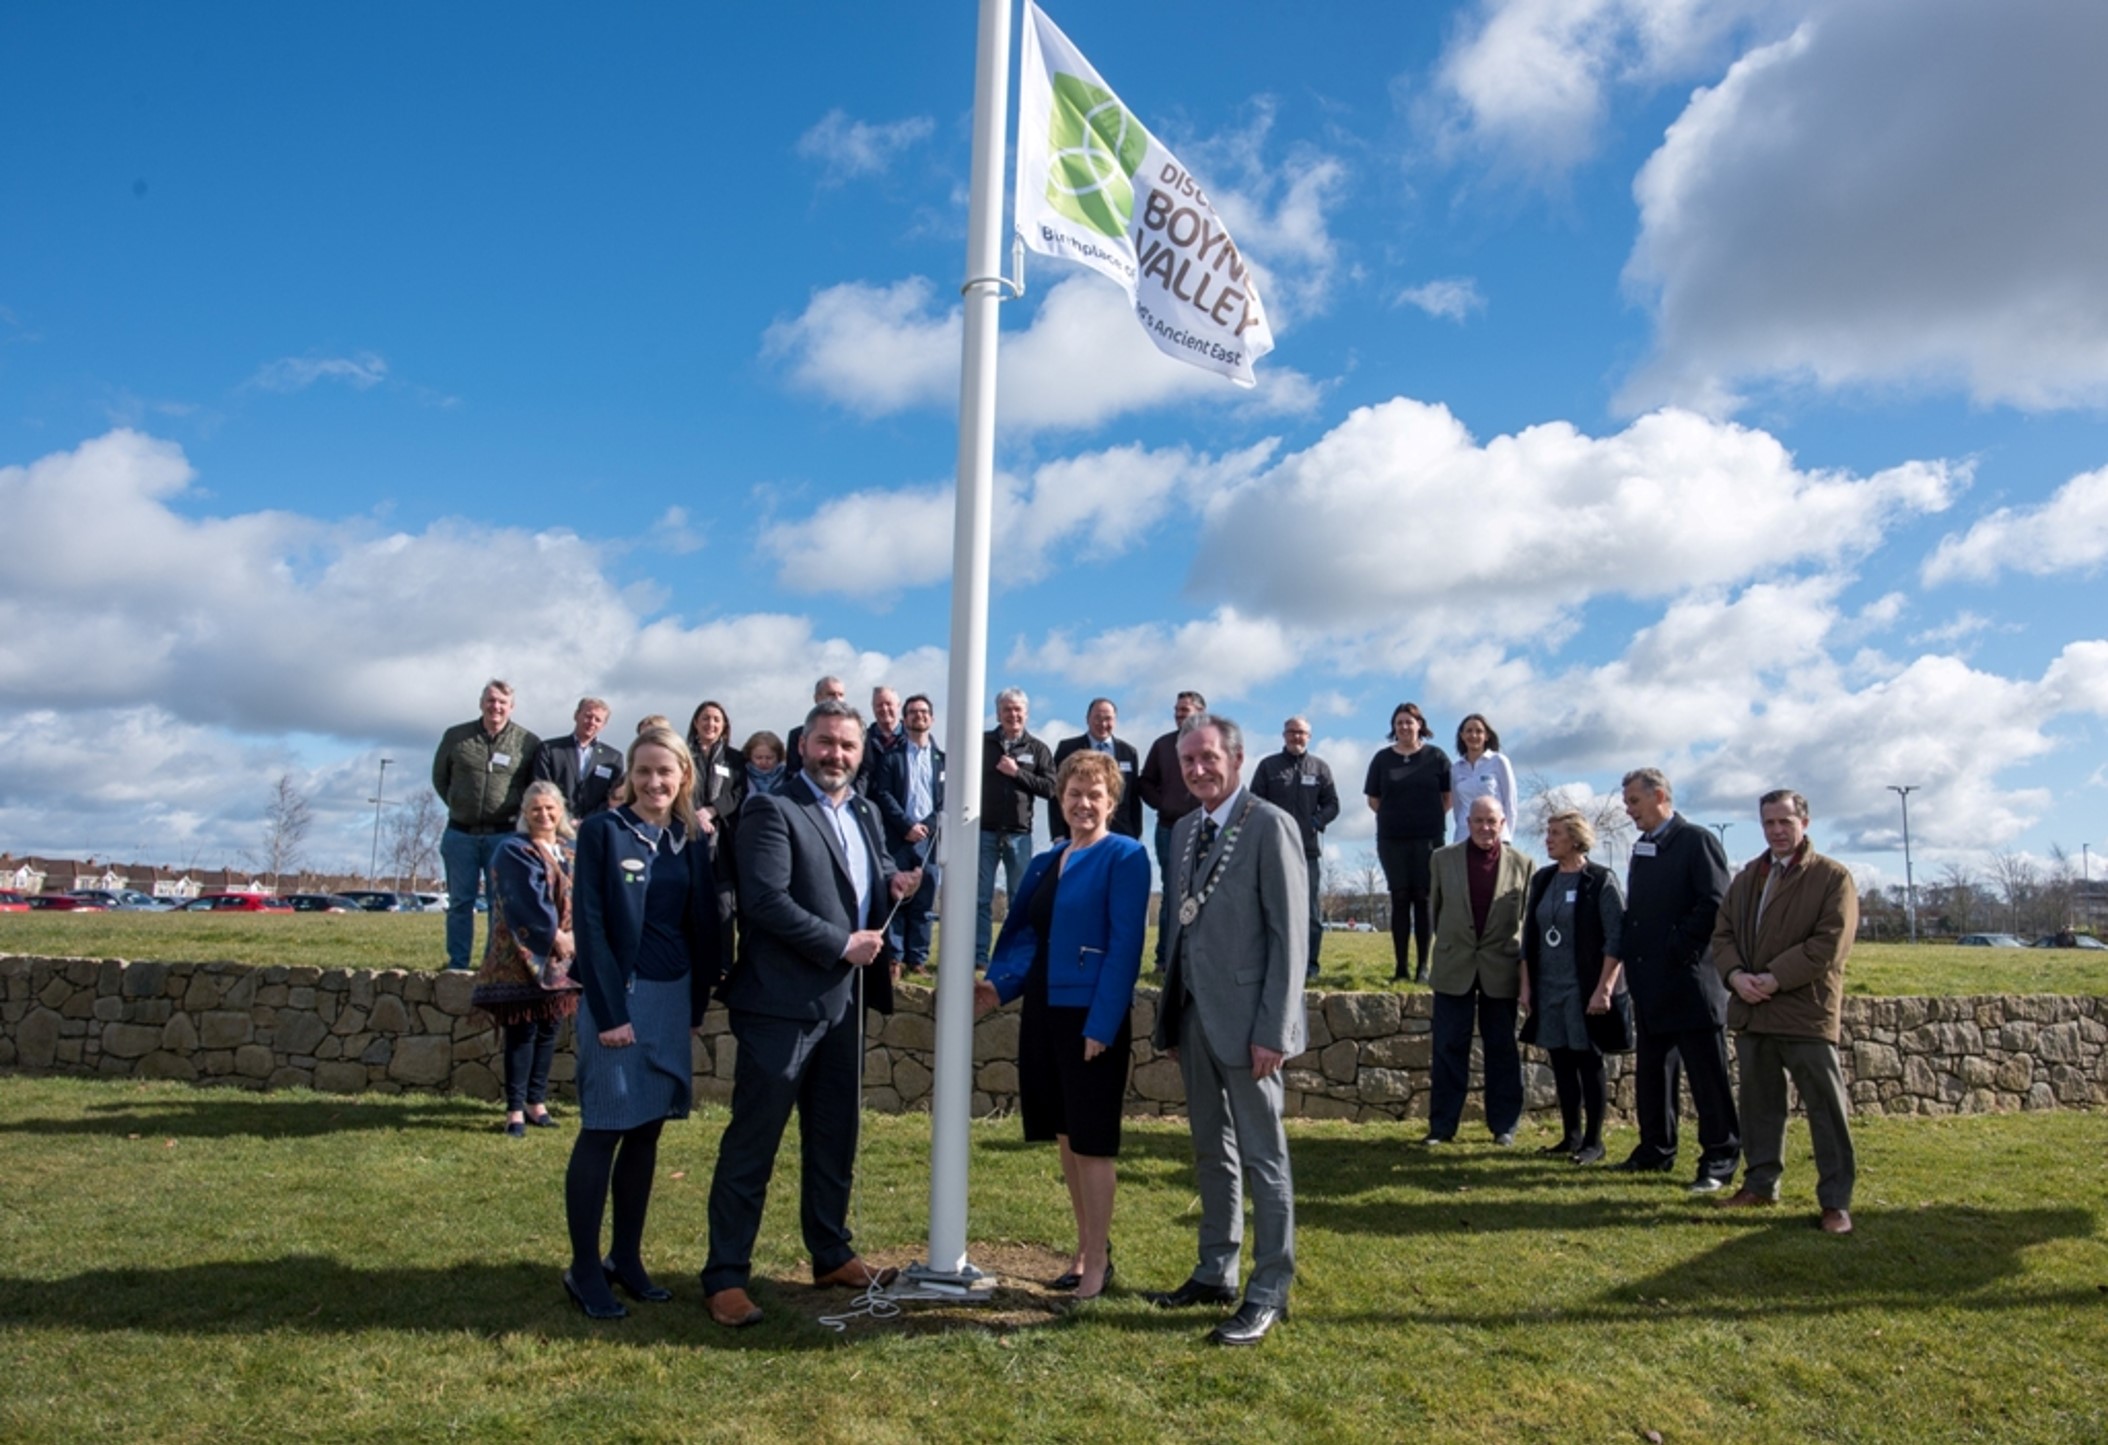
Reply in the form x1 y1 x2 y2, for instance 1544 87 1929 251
563 1269 627 1320
603 1258 673 1304
1073 1258 1116 1302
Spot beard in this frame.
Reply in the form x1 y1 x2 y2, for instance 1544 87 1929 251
807 759 856 793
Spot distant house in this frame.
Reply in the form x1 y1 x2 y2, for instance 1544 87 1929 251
0 854 47 894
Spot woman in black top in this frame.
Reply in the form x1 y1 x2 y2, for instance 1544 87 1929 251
686 699 745 962
1363 701 1451 983
1519 809 1629 1164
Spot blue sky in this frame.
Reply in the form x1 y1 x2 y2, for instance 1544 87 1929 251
3 0 2104 893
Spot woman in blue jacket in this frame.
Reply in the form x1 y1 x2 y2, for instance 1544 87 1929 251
561 726 723 1320
975 749 1150 1301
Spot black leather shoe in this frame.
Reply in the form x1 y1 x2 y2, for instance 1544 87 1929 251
1209 1299 1286 1346
1144 1278 1237 1309
1571 1142 1606 1165
1539 1137 1583 1156
1049 1270 1082 1291
525 1110 559 1129
1613 1153 1675 1173
602 1258 673 1303
562 1269 627 1320
505 1120 527 1139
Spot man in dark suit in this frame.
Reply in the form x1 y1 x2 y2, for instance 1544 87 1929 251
529 696 624 820
1248 716 1340 976
1051 697 1142 840
783 674 847 785
871 693 943 972
700 700 921 1328
1617 767 1738 1191
1146 712 1306 1347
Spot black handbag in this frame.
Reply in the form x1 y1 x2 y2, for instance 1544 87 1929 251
1584 988 1636 1054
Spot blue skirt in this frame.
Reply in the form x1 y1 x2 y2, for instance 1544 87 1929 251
574 976 694 1132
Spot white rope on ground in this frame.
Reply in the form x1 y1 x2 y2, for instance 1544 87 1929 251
816 1278 904 1334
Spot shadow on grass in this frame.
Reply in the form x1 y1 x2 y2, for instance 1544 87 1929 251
0 1095 489 1140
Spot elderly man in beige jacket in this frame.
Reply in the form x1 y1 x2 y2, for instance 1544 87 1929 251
1423 795 1536 1146
1711 789 1861 1234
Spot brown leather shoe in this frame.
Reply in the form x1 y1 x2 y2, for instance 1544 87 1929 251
705 1286 763 1328
1819 1208 1854 1235
813 1257 900 1289
1716 1188 1778 1208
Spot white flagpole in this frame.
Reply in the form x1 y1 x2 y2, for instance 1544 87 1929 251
906 0 1013 1294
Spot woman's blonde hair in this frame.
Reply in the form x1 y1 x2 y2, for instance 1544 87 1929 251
629 726 702 836
515 780 578 840
1547 808 1595 855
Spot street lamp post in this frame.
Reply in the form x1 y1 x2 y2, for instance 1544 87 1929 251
1888 784 1918 944
368 758 392 884
1709 821 1734 851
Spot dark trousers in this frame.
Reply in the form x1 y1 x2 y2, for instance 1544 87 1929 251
889 860 939 967
1152 820 1178 970
1548 1046 1606 1146
1303 851 1324 977
1632 1020 1741 1175
702 1008 863 1293
1736 1033 1855 1209
500 1017 559 1112
1377 836 1434 978
1428 987 1522 1139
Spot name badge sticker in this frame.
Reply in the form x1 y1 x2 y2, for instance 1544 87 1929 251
620 858 648 883
1565 889 1578 903
713 763 731 777
1301 774 1318 786
1118 760 1134 772
1634 841 1658 857
593 765 614 778
491 752 512 769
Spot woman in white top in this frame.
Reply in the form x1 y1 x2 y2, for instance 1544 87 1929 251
1450 713 1518 841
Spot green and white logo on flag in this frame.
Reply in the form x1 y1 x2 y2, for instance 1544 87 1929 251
1046 73 1146 239
1015 2 1274 388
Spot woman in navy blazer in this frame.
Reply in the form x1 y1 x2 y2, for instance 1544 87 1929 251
975 750 1150 1300
561 726 722 1320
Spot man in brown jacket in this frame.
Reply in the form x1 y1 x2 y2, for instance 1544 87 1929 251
1423 795 1536 1146
1711 789 1861 1234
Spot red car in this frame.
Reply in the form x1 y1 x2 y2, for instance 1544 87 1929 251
0 890 30 912
25 894 106 911
178 893 294 913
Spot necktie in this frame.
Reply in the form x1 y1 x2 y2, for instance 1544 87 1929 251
1201 817 1220 854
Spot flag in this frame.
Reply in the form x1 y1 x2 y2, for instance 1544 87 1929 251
1014 1 1275 387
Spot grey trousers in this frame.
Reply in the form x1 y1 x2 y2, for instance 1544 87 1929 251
1177 1009 1296 1307
1735 1032 1856 1210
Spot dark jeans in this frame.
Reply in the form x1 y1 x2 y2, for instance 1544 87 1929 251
1303 850 1323 977
501 1017 559 1112
1428 986 1521 1139
1377 836 1435 978
975 830 1029 968
889 859 939 967
1548 1046 1606 1146
440 826 504 970
1631 1020 1741 1177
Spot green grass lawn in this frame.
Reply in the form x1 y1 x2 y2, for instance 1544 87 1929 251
0 1075 2103 1442
4 912 2103 996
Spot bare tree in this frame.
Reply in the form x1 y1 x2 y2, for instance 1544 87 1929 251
386 792 446 889
2044 844 2080 932
1350 848 1387 929
255 774 313 893
1933 861 1982 936
1519 771 1636 869
1987 850 2039 934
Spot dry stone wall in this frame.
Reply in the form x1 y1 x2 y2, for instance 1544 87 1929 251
3 955 2102 1120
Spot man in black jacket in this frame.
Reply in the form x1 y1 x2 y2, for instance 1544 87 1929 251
974 686 1053 967
1249 716 1339 977
1050 697 1142 841
872 693 943 971
1617 767 1738 1190
529 696 624 820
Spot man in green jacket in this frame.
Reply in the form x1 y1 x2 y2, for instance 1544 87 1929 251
432 679 540 971
1711 789 1861 1234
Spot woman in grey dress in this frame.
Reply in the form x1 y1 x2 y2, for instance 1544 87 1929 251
1519 809 1629 1164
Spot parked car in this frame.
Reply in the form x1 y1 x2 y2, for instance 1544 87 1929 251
2029 932 2107 950
26 894 105 911
66 889 174 911
1956 933 2029 948
0 890 30 912
413 892 447 912
338 890 426 912
178 893 294 913
284 893 366 913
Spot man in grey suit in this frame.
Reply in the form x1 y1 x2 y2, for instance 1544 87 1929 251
1146 712 1307 1346
700 700 921 1329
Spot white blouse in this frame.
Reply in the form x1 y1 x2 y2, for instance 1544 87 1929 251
1451 750 1518 840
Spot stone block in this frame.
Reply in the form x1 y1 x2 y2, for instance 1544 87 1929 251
101 1023 163 1059
862 1085 903 1113
54 1038 84 1065
433 970 476 1014
893 1057 933 1102
200 1011 254 1049
2036 1023 2080 1064
268 1066 314 1090
882 1012 935 1052
38 976 71 1010
388 1035 452 1087
182 973 221 1011
972 1011 1019 1062
1362 1034 1433 1070
361 1038 393 1065
1357 1066 1413 1102
1131 1057 1184 1104
1996 1056 2034 1092
315 1061 368 1093
696 1075 734 1105
61 989 98 1020
93 996 125 1022
1851 1041 1903 1080
714 1035 738 1079
161 1013 199 1052
139 1051 199 1082
1320 1038 1359 1085
276 1012 329 1057
1302 1004 1332 1050
287 987 316 1010
255 985 289 1008
1958 1056 1996 1089
1301 1094 1359 1120
861 1047 892 1086
418 1005 450 1033
977 1060 1019 1094
451 1061 501 1100
233 1044 274 1078
368 995 411 1034
1324 992 1401 1040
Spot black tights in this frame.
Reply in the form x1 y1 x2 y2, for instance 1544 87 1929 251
1548 1047 1606 1146
1390 889 1431 978
564 1119 665 1305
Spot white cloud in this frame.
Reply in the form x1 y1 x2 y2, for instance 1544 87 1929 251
1429 0 1777 175
246 351 389 393
0 430 945 777
1622 1 2108 413
1922 464 2108 585
1007 607 1303 702
1397 278 1485 322
1168 99 1350 322
757 441 1277 601
795 109 936 184
763 273 1323 432
1189 397 1958 636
